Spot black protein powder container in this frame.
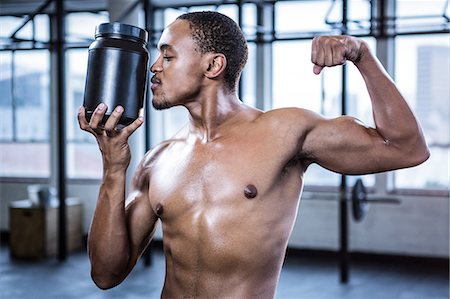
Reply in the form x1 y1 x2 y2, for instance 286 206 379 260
83 22 149 127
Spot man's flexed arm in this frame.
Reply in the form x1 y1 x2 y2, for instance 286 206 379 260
300 36 429 174
78 104 157 289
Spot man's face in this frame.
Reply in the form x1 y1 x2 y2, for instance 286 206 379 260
150 20 205 110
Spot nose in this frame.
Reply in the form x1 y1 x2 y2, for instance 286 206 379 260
150 55 163 73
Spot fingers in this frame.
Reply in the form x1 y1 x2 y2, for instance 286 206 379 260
313 64 323 75
103 105 144 137
122 116 144 136
89 103 107 133
311 36 348 74
78 103 143 138
78 106 95 134
103 106 124 131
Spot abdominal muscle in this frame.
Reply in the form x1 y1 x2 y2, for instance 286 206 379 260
158 187 302 299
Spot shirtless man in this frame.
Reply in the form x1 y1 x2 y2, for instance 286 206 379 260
78 11 429 298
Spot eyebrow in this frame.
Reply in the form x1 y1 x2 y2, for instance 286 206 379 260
158 43 173 52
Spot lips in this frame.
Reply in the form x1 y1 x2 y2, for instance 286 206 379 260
150 76 161 85
150 76 161 91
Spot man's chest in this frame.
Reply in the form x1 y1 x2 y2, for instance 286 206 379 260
146 137 290 220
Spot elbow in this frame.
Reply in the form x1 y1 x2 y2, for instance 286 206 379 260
91 269 124 290
406 139 430 167
415 145 430 165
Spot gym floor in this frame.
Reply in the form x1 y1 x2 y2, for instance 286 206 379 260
0 245 448 299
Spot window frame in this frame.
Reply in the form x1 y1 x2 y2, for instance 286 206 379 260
1 0 448 196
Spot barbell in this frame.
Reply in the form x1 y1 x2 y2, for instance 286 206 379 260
302 178 401 222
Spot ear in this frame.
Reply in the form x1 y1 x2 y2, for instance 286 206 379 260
204 53 227 79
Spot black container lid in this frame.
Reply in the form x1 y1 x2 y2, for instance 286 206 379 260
95 22 148 44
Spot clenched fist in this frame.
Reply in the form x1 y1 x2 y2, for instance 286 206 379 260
311 35 368 75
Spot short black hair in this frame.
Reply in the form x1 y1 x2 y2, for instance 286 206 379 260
177 11 248 93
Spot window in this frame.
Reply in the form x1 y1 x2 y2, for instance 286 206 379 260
66 12 109 43
66 49 103 179
394 34 449 191
65 12 109 179
0 49 50 177
271 39 342 189
0 51 13 141
396 0 449 33
273 0 375 190
241 42 257 107
0 14 50 178
274 0 371 38
275 0 340 37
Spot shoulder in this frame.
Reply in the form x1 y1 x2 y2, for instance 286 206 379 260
141 125 190 169
255 107 325 134
132 135 186 190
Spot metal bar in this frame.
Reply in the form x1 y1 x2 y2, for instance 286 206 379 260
143 0 154 155
9 0 53 39
370 0 377 36
55 0 67 262
117 0 142 24
3 29 448 52
143 0 153 267
339 0 349 285
32 18 36 46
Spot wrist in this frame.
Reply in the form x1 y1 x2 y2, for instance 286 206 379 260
102 163 128 179
353 40 371 66
102 156 130 172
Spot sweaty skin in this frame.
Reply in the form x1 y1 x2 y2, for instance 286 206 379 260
80 18 429 299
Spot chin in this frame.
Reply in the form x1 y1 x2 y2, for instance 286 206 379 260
152 99 173 110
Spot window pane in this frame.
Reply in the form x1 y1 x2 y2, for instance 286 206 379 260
163 8 185 26
66 49 90 142
273 40 334 112
14 50 50 141
242 3 257 39
241 42 256 107
275 0 340 36
396 0 449 32
0 16 23 38
347 0 371 35
66 48 102 179
65 12 110 179
395 34 450 190
164 5 238 26
67 142 102 179
0 14 49 43
66 12 109 43
274 0 372 37
34 14 50 42
0 142 50 177
0 51 13 140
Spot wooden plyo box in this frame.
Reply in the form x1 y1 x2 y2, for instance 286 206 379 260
9 198 83 259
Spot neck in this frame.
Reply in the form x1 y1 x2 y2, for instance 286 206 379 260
184 87 243 142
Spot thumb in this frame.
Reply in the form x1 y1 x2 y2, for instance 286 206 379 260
313 64 323 75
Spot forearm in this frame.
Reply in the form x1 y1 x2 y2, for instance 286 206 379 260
88 168 131 287
355 43 428 152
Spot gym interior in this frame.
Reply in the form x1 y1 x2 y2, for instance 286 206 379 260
0 0 448 298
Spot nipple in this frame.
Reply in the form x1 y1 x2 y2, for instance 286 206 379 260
244 184 258 199
155 203 164 216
